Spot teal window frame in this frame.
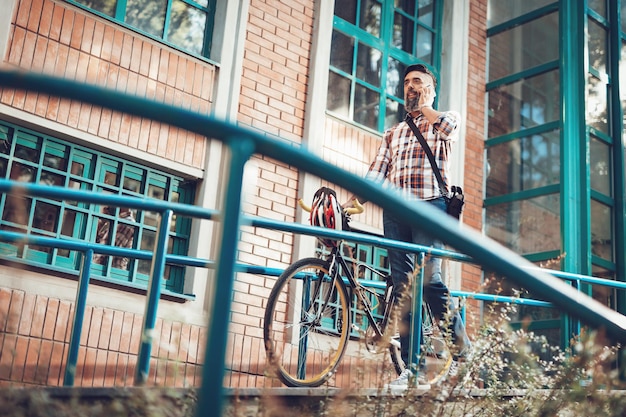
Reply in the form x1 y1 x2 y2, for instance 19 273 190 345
0 120 195 296
486 0 626 346
65 0 216 60
328 0 444 132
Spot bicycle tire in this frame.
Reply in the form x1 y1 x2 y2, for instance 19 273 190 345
388 302 453 385
263 257 351 387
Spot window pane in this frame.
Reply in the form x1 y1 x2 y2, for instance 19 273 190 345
587 74 609 134
359 0 382 37
486 131 560 198
125 0 167 37
488 71 560 138
335 0 357 24
356 43 382 87
386 57 404 99
354 84 379 130
330 30 355 74
416 26 434 64
75 0 117 17
327 72 351 118
393 11 415 53
485 194 561 255
588 0 607 18
167 0 207 56
384 98 402 130
487 0 553 28
591 199 613 262
588 18 608 74
418 0 435 27
488 13 559 81
395 0 415 16
590 136 612 196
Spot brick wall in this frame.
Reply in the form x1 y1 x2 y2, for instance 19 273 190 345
460 0 488 304
227 0 316 388
2 0 212 169
0 287 205 387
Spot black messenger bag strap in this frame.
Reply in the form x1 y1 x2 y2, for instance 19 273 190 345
405 114 447 197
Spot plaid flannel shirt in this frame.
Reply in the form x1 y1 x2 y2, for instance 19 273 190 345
365 111 460 201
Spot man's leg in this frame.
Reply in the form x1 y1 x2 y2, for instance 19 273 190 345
414 198 471 358
382 211 414 367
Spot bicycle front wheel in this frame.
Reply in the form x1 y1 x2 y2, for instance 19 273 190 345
263 257 351 387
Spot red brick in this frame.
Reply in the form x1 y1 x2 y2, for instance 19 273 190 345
129 314 142 355
0 334 17 379
69 12 85 50
35 339 53 385
0 288 11 332
115 353 129 386
58 8 74 45
49 3 64 41
101 25 114 61
15 0 31 27
6 291 24 335
29 295 47 338
80 347 97 386
47 341 66 386
11 336 29 381
92 349 107 386
91 20 104 57
26 0 44 33
53 300 71 342
104 351 118 386
23 338 41 383
38 0 54 37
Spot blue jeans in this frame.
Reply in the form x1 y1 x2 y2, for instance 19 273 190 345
383 197 471 367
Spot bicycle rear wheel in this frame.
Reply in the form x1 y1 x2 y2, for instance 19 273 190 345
389 302 453 385
263 257 351 387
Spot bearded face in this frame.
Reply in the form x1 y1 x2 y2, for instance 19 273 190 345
404 91 420 113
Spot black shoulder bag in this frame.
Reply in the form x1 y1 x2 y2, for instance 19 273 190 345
405 114 464 219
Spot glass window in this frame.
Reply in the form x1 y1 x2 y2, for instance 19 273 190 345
588 0 607 19
590 199 613 262
590 136 612 196
488 12 559 82
70 0 214 58
588 17 608 74
486 130 560 198
587 74 609 134
487 0 554 28
0 121 195 294
329 0 442 132
487 71 560 138
485 194 561 255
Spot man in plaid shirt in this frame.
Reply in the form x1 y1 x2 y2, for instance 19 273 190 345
347 64 471 389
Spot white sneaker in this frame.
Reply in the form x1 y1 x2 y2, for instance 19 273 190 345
448 359 460 378
385 369 430 390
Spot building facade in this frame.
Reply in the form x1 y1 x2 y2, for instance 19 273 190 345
0 0 623 390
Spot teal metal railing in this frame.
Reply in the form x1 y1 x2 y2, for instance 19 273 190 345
1 70 626 416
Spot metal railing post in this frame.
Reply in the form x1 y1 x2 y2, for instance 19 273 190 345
135 209 173 385
409 252 425 384
196 138 254 417
63 249 93 386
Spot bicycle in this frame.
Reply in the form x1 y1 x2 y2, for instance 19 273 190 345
263 192 453 388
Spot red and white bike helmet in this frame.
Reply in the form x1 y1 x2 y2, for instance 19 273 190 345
309 187 346 248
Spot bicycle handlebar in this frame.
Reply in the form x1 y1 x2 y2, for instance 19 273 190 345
297 198 364 215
